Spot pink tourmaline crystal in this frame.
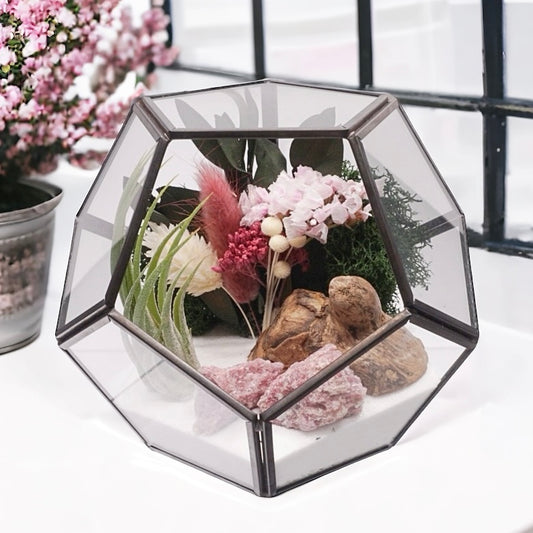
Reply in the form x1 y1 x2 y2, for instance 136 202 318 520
194 359 285 435
201 358 285 409
257 344 366 431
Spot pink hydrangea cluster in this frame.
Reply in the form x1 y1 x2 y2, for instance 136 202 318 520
239 165 372 244
0 0 178 179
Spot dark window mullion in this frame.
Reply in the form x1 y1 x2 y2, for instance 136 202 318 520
482 0 506 243
252 0 266 80
357 0 373 89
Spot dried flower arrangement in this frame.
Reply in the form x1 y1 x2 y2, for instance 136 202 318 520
115 106 432 433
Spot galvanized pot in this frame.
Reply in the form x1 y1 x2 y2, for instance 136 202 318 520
0 179 62 354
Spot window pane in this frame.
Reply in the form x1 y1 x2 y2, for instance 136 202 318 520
171 0 254 74
372 0 482 95
506 117 533 241
505 0 533 99
264 0 358 86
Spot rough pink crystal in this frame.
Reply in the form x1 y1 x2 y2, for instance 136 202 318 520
201 358 285 409
257 344 366 431
194 359 285 435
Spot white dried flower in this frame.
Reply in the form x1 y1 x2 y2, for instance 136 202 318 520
288 235 307 249
272 260 291 279
261 216 283 236
143 222 222 296
269 234 290 253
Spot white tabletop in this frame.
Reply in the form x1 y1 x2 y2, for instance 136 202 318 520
1 166 532 533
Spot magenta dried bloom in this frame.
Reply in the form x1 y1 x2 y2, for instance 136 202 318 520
214 222 269 275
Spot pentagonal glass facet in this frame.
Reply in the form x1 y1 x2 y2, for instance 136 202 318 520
59 112 158 329
270 320 466 491
66 318 256 490
151 81 377 132
359 107 476 330
57 80 478 497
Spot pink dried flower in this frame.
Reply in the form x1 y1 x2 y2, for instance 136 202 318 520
196 163 261 303
197 163 242 255
214 222 269 275
239 165 370 245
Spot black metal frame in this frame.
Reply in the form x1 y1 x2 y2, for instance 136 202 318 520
57 79 480 496
159 0 532 258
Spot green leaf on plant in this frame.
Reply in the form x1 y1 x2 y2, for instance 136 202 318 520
289 108 344 175
254 138 287 187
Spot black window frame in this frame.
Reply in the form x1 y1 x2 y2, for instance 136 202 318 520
157 0 533 258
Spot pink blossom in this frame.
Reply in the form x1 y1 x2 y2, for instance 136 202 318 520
0 46 16 65
0 2 178 179
56 7 77 27
239 184 271 225
22 34 47 57
238 165 370 245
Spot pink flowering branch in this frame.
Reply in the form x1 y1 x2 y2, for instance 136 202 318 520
0 0 178 179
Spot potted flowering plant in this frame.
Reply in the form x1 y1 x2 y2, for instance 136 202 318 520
0 0 178 353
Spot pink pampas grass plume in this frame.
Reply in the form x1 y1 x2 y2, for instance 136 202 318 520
196 163 260 303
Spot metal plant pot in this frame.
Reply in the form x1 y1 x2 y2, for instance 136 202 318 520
0 179 62 354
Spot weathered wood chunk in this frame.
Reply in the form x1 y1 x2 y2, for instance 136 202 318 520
249 276 428 395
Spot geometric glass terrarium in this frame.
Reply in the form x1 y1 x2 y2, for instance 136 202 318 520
56 80 478 497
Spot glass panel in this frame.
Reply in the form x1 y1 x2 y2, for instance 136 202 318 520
67 320 255 490
61 113 157 326
405 106 483 234
170 0 254 74
505 1 533 99
85 115 156 223
361 108 474 326
363 109 458 221
63 226 112 324
151 81 376 131
273 320 466 489
506 117 533 241
372 0 482 95
263 0 358 86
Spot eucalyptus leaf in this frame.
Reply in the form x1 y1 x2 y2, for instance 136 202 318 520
215 113 247 172
299 107 336 128
289 107 344 175
254 138 287 187
175 98 213 129
175 99 234 171
289 137 344 176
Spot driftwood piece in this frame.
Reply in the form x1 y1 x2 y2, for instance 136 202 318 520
249 276 428 395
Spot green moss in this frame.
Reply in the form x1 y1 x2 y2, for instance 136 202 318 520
183 294 218 336
377 168 431 290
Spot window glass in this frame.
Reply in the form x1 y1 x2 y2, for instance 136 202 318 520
504 0 533 99
506 117 533 241
170 0 254 74
372 0 483 95
264 0 359 86
405 106 483 234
